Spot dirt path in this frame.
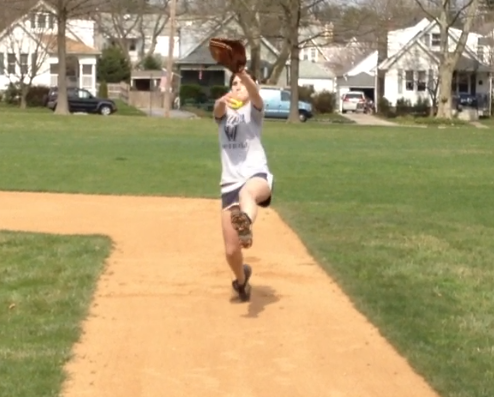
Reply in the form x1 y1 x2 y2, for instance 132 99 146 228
0 191 440 397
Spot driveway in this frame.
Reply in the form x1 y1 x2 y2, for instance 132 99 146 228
340 112 397 126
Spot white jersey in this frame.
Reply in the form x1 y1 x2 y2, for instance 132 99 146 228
216 102 273 194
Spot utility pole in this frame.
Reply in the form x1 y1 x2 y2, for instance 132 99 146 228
164 0 177 118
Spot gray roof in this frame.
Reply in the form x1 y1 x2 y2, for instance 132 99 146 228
431 52 491 72
176 45 217 65
299 60 334 79
337 72 374 88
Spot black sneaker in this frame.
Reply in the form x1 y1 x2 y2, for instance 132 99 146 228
232 264 252 302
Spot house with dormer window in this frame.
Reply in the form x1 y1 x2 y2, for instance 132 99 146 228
378 18 492 113
0 0 100 95
333 17 492 115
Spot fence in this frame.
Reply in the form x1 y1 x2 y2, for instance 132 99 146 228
95 83 122 99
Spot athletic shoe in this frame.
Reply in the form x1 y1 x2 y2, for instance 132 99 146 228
231 209 253 248
232 264 252 302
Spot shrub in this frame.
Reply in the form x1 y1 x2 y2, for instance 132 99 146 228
210 85 229 99
311 90 335 113
98 81 109 98
4 83 20 105
396 97 412 116
413 97 430 116
25 85 49 107
377 97 392 116
141 55 162 71
298 85 315 102
179 84 204 104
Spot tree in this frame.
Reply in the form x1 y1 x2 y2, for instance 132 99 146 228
4 22 54 108
97 45 131 83
50 0 100 115
275 0 328 123
91 0 190 65
413 0 480 118
91 0 142 63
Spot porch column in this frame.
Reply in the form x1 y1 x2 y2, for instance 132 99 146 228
79 62 83 89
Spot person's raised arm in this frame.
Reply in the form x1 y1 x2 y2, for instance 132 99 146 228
213 93 229 120
236 70 263 110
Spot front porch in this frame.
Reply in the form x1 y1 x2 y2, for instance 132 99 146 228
45 36 100 95
450 70 491 116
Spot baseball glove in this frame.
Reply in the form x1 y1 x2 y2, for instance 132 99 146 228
209 38 247 73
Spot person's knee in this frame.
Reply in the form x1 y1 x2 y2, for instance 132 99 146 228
225 242 241 260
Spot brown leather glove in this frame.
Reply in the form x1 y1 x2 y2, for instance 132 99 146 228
209 38 247 74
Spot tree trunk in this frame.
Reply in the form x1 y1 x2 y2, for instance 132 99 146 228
20 84 28 109
249 12 262 80
249 33 262 80
265 39 290 85
287 31 300 123
436 66 453 118
376 22 388 112
54 5 69 115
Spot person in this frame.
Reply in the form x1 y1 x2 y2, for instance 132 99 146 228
213 69 274 302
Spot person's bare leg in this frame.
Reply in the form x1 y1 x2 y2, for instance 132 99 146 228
231 177 271 248
222 206 245 284
239 177 271 223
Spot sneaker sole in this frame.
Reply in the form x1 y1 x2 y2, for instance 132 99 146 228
231 210 253 249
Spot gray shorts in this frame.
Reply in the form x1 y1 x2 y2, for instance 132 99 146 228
221 173 273 210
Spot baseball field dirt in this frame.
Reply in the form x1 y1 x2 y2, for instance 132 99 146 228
1 191 441 397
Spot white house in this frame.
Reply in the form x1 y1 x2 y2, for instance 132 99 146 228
0 0 100 95
93 12 195 64
332 18 491 113
378 18 491 112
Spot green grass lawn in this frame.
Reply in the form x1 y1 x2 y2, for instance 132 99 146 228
0 231 112 397
1 112 494 397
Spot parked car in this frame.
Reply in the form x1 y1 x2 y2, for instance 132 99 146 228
259 86 313 122
341 91 367 113
44 87 117 116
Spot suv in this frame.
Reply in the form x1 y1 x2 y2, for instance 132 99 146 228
341 91 367 113
259 86 313 122
44 87 117 116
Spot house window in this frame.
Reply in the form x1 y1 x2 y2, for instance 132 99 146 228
38 14 46 28
431 33 441 47
128 39 137 52
30 13 54 30
20 54 28 75
7 53 15 74
417 70 426 91
31 53 38 74
405 70 414 91
301 48 308 61
82 64 93 88
310 47 317 62
0 53 4 75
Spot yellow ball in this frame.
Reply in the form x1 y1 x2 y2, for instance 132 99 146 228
229 98 243 109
